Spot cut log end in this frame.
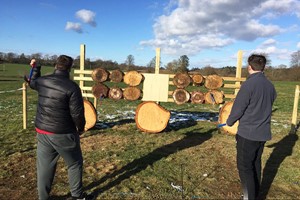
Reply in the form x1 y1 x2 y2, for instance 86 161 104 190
135 101 170 133
190 91 205 104
204 90 224 104
83 99 97 131
219 101 238 135
108 87 123 100
92 83 109 98
204 74 223 89
172 88 190 105
173 73 191 88
109 69 123 83
123 71 143 86
123 86 141 101
91 67 109 83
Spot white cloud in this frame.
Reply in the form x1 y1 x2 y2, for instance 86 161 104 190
297 42 300 48
261 39 277 47
65 22 83 33
76 9 97 27
140 0 299 56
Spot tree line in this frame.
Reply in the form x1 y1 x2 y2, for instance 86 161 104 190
1 51 299 81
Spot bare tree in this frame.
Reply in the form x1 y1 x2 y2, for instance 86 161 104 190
125 55 135 71
290 50 300 67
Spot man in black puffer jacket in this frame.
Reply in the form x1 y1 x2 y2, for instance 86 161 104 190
29 55 94 200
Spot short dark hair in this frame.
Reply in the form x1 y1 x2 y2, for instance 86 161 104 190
56 55 73 71
247 54 267 71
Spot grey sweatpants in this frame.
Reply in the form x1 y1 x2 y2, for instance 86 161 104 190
36 133 83 200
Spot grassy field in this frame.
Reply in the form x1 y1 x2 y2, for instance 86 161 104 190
0 63 299 199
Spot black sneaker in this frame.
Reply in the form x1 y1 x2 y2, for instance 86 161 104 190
72 192 95 200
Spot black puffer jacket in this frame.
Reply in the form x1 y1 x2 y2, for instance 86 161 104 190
29 66 85 134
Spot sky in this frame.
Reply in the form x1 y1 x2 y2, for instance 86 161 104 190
1 0 300 68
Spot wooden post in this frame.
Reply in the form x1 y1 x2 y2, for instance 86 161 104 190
80 44 85 90
235 50 243 95
155 48 160 74
290 85 300 134
22 83 27 129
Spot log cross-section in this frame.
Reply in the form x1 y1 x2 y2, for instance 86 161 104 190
135 101 170 133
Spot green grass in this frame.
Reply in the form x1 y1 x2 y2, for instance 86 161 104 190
0 69 299 199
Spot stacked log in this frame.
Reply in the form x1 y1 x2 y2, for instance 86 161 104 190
109 69 123 83
173 88 190 105
191 73 204 86
190 91 205 104
124 71 143 86
135 101 170 133
204 74 223 89
173 72 191 88
108 87 123 100
92 83 109 98
123 86 141 101
204 90 224 104
91 67 109 83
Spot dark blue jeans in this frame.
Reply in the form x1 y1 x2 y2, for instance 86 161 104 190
236 134 266 200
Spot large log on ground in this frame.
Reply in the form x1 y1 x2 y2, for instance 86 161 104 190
172 88 190 105
91 67 109 83
190 91 205 104
135 101 170 133
83 99 97 131
172 73 191 88
92 83 109 98
204 90 224 104
219 101 238 135
204 74 223 89
191 73 204 86
123 86 141 101
108 87 123 100
109 69 123 83
123 71 143 86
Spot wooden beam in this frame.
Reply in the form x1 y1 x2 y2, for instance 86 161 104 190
235 50 243 95
155 48 160 74
290 85 300 134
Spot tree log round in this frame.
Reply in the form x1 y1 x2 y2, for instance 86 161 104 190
83 99 97 131
91 67 109 82
123 71 143 86
219 101 238 135
192 73 204 86
173 73 191 88
123 86 141 101
92 83 109 98
190 91 205 104
109 69 123 83
204 74 223 89
172 88 190 105
135 101 170 133
204 90 224 104
108 87 123 100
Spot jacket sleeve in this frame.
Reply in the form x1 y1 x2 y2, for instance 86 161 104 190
29 66 41 90
69 85 86 132
226 84 251 126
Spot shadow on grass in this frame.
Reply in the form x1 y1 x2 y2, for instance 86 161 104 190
84 127 216 198
259 126 299 200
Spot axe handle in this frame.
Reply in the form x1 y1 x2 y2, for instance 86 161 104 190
217 123 226 128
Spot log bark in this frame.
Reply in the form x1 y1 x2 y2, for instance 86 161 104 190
172 88 190 105
108 87 123 100
204 90 224 104
83 99 97 131
123 86 141 101
172 73 191 88
190 91 205 104
204 74 223 89
92 83 109 98
135 101 170 133
219 101 238 135
91 67 109 83
123 71 143 86
192 73 204 86
109 69 124 83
